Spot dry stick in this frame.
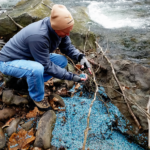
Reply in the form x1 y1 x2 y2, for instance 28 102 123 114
95 41 141 129
147 97 150 149
88 58 107 71
84 27 90 55
6 14 23 29
101 85 150 119
65 55 82 73
97 93 109 114
41 2 52 10
82 71 98 150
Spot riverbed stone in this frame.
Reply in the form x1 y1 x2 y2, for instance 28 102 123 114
0 127 6 149
0 108 16 120
2 90 28 105
34 110 56 149
6 118 20 137
21 120 34 131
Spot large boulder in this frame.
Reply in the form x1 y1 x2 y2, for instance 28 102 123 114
91 54 149 148
0 0 96 52
34 110 56 149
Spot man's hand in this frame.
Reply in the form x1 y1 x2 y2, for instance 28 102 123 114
72 74 88 83
80 57 92 74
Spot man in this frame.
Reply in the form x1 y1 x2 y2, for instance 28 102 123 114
0 4 91 109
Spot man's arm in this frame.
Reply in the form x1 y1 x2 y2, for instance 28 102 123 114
59 36 92 74
26 35 73 80
59 36 83 61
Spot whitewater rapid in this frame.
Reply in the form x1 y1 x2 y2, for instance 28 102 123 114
87 0 150 29
1 0 150 29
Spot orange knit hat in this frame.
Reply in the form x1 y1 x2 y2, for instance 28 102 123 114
50 4 74 30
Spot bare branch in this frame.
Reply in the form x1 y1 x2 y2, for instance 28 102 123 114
147 97 150 148
6 14 23 29
82 69 98 150
95 41 141 129
41 2 52 10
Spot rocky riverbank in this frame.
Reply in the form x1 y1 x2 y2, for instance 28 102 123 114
0 0 150 149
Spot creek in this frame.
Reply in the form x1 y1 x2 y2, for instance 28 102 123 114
0 0 149 149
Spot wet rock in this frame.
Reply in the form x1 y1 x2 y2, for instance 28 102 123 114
0 127 6 149
0 108 16 120
21 120 34 131
6 118 20 137
53 78 74 90
34 110 56 149
0 0 96 51
94 55 150 148
2 90 28 105
50 93 65 107
64 80 74 89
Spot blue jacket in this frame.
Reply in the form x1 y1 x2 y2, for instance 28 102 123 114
0 17 82 80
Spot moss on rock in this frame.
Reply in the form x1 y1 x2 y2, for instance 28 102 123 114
0 0 96 51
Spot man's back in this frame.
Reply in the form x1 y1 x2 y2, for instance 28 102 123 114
0 17 52 61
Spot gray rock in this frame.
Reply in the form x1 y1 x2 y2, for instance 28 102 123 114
21 120 34 131
51 93 65 107
0 0 96 51
6 118 20 137
34 110 56 149
2 90 28 105
0 127 6 149
95 56 150 148
0 108 16 120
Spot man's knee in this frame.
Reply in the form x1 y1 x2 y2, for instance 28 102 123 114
61 55 68 67
32 64 44 77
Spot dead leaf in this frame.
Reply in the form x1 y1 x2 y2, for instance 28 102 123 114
74 83 80 90
75 64 81 70
79 91 83 97
32 147 42 150
44 79 53 86
26 107 44 118
125 86 130 90
53 97 59 102
2 118 15 129
57 88 72 97
58 109 66 112
8 128 35 150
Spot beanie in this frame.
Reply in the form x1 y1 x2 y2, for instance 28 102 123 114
50 4 74 30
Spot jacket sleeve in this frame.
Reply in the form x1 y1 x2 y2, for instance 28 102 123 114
26 35 73 80
59 36 83 61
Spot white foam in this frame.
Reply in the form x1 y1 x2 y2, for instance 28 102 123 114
87 1 149 29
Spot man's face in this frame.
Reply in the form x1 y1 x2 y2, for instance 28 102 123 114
55 25 73 38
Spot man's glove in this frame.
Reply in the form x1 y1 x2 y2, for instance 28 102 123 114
80 56 92 74
72 74 88 83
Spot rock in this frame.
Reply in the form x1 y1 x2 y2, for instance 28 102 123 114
2 90 28 105
50 93 65 107
0 108 16 120
34 110 56 149
0 0 96 51
21 120 34 131
94 55 150 148
6 118 20 137
67 63 75 73
0 127 6 149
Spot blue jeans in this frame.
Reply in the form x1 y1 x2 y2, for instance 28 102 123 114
0 54 68 102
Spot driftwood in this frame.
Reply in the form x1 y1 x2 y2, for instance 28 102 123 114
147 97 150 149
82 69 98 150
95 41 141 129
